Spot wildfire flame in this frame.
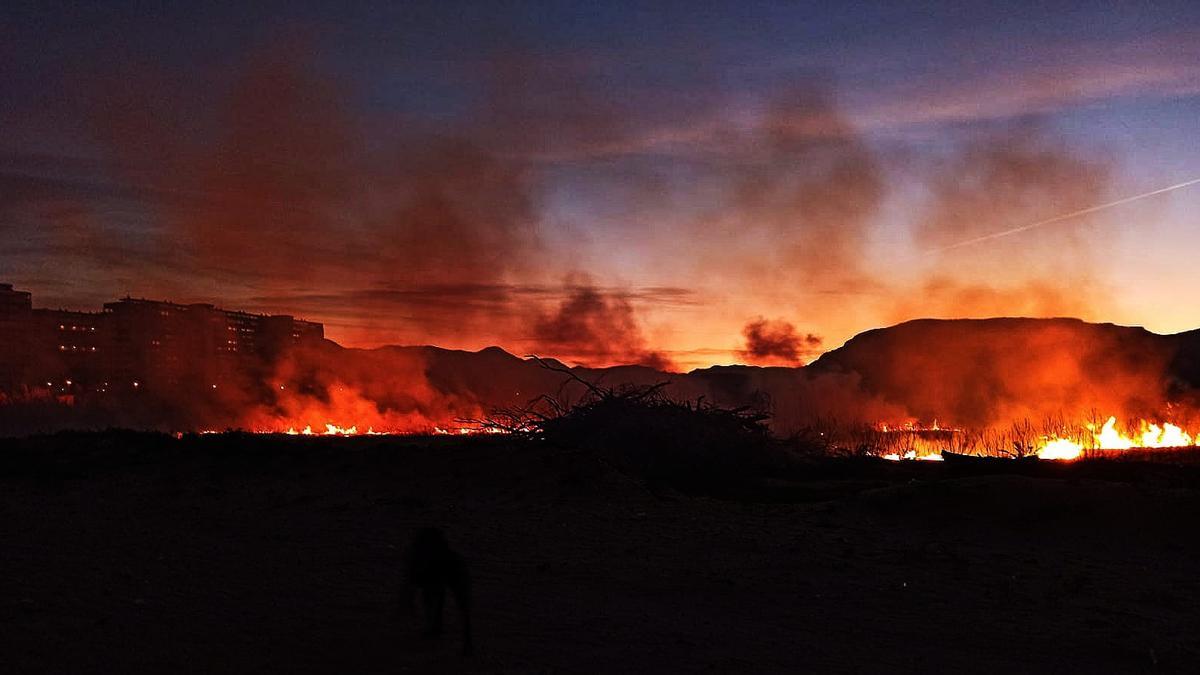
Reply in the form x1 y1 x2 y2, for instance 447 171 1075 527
1035 416 1197 460
876 420 960 433
875 415 1200 462
881 451 945 462
203 413 1199 461
1036 438 1083 460
283 424 379 436
875 420 952 461
197 422 504 436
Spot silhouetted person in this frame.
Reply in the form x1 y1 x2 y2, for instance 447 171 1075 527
403 527 472 654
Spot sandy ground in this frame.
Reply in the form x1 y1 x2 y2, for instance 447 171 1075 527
4 435 1200 673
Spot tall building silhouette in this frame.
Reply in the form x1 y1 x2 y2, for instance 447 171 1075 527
0 283 323 398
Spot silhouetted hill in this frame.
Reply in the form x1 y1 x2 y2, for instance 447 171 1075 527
806 318 1195 426
7 316 1200 435
809 318 1170 374
1167 327 1200 389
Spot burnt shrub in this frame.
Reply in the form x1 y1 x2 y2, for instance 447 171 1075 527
481 365 800 495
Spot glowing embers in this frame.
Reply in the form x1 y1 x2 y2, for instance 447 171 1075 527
873 420 953 461
875 420 959 434
280 424 504 436
283 424 381 436
197 423 508 436
433 426 509 436
880 451 944 462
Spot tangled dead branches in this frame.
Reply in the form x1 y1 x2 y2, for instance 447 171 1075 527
465 357 784 493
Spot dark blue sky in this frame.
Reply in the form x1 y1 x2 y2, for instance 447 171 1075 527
3 1 1199 367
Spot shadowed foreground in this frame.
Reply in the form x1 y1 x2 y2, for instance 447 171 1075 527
4 433 1200 673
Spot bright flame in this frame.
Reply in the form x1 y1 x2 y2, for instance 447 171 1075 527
1094 417 1133 450
239 422 502 436
282 423 360 435
1141 422 1191 448
1037 416 1198 460
1036 438 1084 460
877 415 1200 462
876 420 961 433
881 450 944 462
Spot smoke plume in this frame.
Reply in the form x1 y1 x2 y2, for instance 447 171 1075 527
809 318 1179 428
709 80 885 293
531 285 676 371
898 120 1115 321
739 318 822 365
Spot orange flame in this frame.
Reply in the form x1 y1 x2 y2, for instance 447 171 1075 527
875 415 1200 461
1038 416 1198 460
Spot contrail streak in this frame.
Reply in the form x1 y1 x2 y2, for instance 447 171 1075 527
928 176 1200 254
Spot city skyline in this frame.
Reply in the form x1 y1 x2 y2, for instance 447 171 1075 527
0 280 324 397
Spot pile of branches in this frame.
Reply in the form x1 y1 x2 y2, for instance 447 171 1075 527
471 358 787 493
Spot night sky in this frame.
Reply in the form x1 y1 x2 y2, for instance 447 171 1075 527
4 1 1199 369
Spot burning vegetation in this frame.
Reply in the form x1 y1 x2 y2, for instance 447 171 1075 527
6 282 1200 469
815 415 1200 463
